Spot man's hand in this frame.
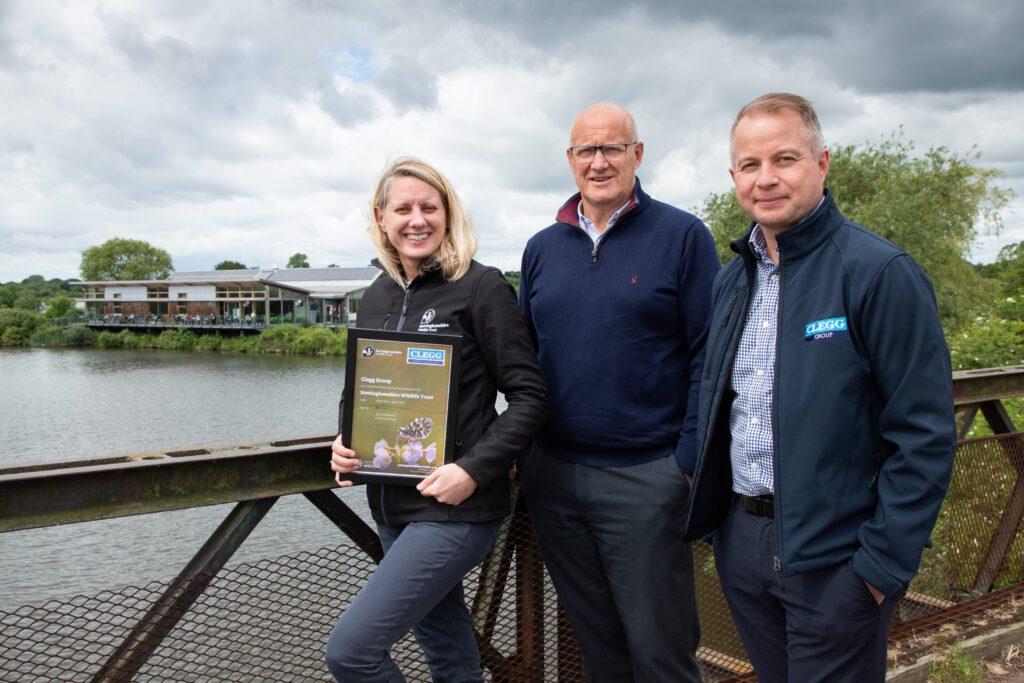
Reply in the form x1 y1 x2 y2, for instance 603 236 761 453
330 434 360 488
865 580 885 605
417 464 477 505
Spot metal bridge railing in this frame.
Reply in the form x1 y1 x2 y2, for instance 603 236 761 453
1 366 1023 681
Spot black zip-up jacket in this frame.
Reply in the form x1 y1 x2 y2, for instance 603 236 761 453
684 191 955 598
338 260 548 525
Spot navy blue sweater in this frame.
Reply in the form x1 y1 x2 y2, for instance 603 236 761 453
519 179 720 473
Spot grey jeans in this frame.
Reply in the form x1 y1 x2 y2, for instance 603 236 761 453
325 519 502 682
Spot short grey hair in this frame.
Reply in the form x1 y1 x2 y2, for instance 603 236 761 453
729 92 825 166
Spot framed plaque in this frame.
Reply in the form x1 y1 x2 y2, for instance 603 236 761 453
341 328 461 484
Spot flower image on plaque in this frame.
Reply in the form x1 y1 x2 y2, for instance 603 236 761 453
341 329 461 484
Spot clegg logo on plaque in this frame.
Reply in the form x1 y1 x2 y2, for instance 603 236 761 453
407 347 445 366
341 329 462 485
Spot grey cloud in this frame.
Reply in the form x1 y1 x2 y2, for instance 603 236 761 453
375 53 438 112
317 79 380 126
444 0 1024 94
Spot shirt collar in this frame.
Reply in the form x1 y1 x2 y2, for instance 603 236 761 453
747 194 827 262
577 197 634 239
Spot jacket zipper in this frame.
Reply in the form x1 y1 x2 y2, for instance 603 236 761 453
571 198 637 264
379 283 417 528
771 259 785 575
395 283 415 331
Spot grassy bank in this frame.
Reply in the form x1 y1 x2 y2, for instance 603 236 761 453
0 310 346 355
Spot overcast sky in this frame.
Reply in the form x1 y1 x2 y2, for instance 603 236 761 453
1 0 1022 282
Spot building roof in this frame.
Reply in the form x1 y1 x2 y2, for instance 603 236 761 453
74 265 381 299
266 266 379 282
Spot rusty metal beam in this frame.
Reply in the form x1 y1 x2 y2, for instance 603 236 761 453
980 401 1019 434
952 365 1024 406
972 434 1024 593
303 489 383 562
0 436 336 533
91 497 278 682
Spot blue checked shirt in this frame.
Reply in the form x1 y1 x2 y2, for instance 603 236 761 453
729 198 825 496
729 226 780 496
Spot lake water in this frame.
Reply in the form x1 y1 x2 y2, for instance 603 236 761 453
0 347 371 611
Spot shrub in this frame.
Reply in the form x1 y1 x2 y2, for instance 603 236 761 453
118 329 145 349
28 325 66 346
96 331 122 348
62 325 97 347
218 335 256 353
193 334 223 352
44 295 77 318
154 329 196 351
291 327 342 355
0 309 46 345
258 324 303 353
948 317 1024 371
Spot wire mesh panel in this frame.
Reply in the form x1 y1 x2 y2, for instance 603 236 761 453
1 432 1022 681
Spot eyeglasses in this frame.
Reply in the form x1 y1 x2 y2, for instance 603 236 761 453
568 141 639 163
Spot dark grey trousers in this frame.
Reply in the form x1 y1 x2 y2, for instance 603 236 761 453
325 519 502 683
714 499 897 683
522 443 701 683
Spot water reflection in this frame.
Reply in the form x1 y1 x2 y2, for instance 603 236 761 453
0 348 356 609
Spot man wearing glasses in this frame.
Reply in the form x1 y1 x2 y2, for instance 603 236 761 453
519 103 719 682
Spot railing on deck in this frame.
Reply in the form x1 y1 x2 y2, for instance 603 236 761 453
1 367 1023 681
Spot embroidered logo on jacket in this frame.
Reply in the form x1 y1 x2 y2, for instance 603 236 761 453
418 308 450 332
804 317 848 342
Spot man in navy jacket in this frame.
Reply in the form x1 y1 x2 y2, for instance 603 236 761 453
520 102 719 682
684 93 956 682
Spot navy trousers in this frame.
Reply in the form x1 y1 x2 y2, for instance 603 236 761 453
325 519 502 683
523 444 701 683
714 499 897 683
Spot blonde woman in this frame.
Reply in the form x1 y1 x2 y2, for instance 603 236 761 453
327 158 547 682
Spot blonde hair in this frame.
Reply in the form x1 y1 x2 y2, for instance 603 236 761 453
729 92 825 166
368 157 477 285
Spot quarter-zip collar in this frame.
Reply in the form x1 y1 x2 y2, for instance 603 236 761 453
555 178 649 264
554 177 646 228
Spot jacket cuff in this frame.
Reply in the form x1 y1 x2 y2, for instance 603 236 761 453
674 435 698 477
850 547 905 598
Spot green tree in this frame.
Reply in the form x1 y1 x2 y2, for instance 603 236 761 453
214 260 249 270
45 295 77 318
0 283 17 308
503 270 521 294
700 134 1012 332
287 253 310 268
980 241 1024 294
80 238 174 280
14 291 41 311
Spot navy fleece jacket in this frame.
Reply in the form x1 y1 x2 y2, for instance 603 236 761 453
519 179 720 474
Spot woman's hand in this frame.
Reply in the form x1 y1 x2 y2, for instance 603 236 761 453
330 434 361 488
417 463 478 505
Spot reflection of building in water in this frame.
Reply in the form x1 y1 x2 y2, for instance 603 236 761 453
75 266 380 328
